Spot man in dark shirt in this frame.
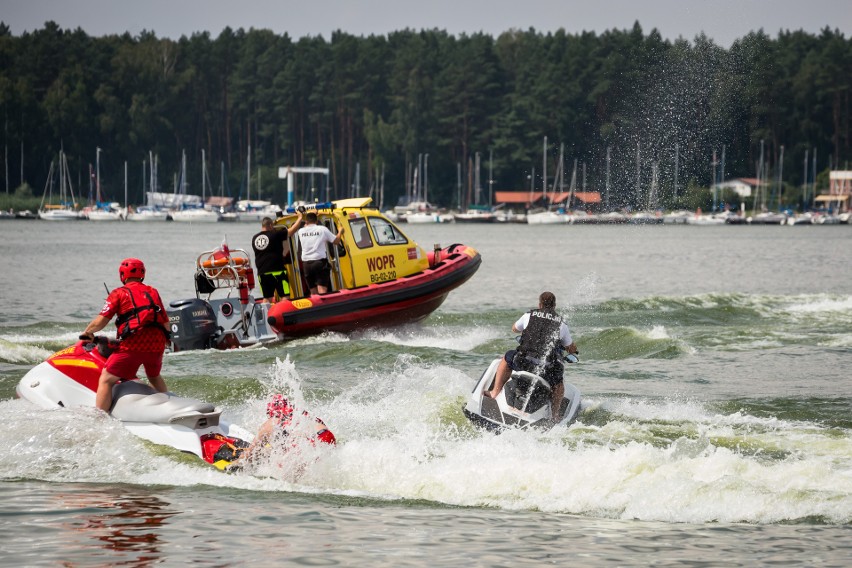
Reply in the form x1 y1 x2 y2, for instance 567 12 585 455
251 211 303 302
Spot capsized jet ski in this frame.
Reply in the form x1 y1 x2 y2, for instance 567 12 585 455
462 354 582 431
15 338 334 470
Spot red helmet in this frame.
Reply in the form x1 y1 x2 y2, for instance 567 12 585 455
119 258 146 284
267 394 293 419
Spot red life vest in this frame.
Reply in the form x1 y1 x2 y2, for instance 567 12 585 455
114 283 169 341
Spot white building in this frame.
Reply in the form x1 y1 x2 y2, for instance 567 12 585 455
713 178 761 198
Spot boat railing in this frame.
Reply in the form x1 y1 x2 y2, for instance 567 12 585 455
195 248 254 296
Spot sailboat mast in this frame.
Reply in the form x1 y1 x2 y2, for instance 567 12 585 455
606 146 611 210
811 147 817 209
423 154 428 204
776 145 784 211
96 147 101 204
201 149 206 201
488 150 493 207
673 142 679 199
474 152 480 206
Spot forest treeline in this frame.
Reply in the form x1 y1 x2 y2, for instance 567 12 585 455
0 20 850 210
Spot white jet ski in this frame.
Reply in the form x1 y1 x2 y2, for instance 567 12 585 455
16 338 255 468
462 354 582 431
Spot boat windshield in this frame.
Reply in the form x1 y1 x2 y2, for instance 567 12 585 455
368 217 408 246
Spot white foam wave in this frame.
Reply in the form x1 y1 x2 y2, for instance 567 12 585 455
784 295 852 314
644 325 671 340
0 339 53 364
4 359 850 525
359 325 499 351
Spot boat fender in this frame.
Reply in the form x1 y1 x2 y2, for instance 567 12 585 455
428 243 442 268
239 280 249 305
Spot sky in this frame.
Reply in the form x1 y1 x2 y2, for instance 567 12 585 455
3 0 851 47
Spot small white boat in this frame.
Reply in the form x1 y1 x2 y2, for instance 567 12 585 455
686 213 726 225
405 211 453 223
495 210 526 223
39 207 82 221
85 203 124 221
454 209 496 223
171 207 221 223
526 210 571 224
39 151 82 220
663 210 692 224
748 212 787 225
126 206 168 222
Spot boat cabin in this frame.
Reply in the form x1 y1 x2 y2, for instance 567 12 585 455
273 197 429 298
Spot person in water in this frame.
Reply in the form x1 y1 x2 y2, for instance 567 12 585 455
484 291 578 422
81 258 171 413
296 211 344 295
228 394 335 470
251 210 304 302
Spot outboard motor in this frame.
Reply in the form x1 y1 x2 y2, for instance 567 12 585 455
167 299 222 352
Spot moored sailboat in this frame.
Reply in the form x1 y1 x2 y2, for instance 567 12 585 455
38 151 82 221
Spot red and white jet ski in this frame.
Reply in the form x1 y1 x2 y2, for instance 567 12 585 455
15 338 334 470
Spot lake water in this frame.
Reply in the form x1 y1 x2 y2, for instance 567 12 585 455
1 219 850 566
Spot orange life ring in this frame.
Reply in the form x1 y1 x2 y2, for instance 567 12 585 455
202 256 248 269
202 255 248 279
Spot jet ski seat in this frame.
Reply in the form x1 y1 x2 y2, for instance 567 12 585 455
111 381 221 428
505 372 552 414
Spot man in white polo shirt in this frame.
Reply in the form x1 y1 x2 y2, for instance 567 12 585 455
297 211 344 295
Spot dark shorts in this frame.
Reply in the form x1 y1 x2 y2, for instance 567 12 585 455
106 350 164 380
504 349 564 387
259 270 289 300
304 259 331 289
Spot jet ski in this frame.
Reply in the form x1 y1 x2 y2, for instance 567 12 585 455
15 338 333 470
462 353 582 431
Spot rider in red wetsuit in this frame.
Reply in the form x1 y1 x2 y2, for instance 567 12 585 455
81 258 171 412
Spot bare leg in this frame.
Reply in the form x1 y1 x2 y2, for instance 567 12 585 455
317 285 329 294
148 375 168 393
551 382 565 422
485 358 512 398
95 369 121 412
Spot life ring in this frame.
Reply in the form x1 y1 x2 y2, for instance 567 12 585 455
202 254 249 279
202 256 248 269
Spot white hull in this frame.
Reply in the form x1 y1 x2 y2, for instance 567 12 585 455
86 210 124 221
171 209 221 223
39 209 81 221
16 360 253 460
405 212 453 223
686 215 726 225
455 210 496 223
463 357 582 431
127 210 168 222
526 211 571 224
